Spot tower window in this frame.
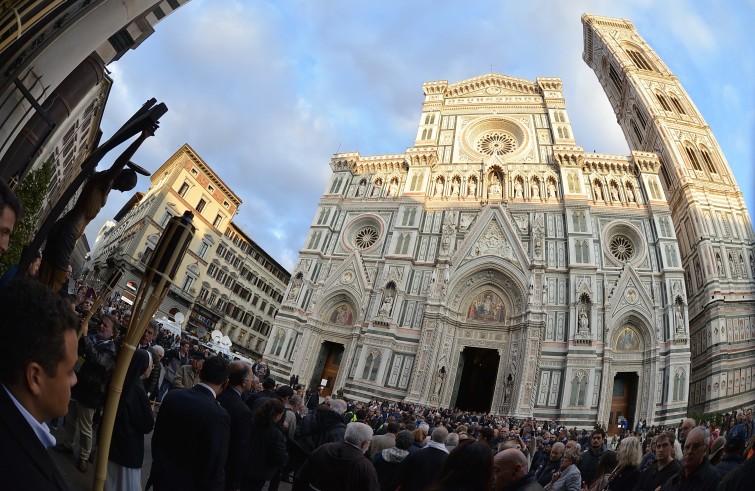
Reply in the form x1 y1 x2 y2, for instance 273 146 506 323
656 93 672 112
633 105 647 128
178 182 190 197
609 64 623 93
684 146 703 172
700 149 717 174
670 96 686 115
631 120 643 144
626 49 653 71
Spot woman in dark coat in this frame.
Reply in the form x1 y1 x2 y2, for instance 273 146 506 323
106 349 154 490
242 398 288 491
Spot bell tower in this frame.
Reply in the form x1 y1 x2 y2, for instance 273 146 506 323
582 14 755 413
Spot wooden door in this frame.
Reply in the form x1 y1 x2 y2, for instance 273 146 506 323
319 344 343 397
608 374 633 435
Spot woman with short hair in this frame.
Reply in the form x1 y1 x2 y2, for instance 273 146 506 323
545 446 582 491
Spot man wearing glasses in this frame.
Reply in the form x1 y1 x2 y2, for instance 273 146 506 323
661 427 719 491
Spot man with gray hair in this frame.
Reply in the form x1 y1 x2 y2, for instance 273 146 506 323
445 431 460 453
662 427 719 491
396 426 449 491
294 422 379 491
293 397 348 455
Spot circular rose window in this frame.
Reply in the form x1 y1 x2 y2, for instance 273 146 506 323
354 226 379 249
476 132 517 156
609 235 634 262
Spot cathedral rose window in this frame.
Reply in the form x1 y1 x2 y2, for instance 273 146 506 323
476 132 517 156
354 226 379 249
609 234 634 262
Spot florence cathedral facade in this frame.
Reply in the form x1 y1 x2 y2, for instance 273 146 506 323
264 15 755 429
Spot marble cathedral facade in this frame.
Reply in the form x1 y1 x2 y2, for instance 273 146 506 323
264 15 754 427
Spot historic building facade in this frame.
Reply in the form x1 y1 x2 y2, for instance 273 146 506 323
265 15 753 428
582 15 755 415
87 144 289 359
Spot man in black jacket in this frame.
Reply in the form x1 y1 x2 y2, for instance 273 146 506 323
535 442 564 487
294 422 379 491
396 426 450 491
148 355 231 491
56 313 118 473
578 428 606 485
218 360 253 491
0 278 79 490
294 398 348 454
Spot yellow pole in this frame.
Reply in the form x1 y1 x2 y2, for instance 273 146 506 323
93 212 195 491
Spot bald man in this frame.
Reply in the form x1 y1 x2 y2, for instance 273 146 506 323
661 427 719 491
493 448 545 491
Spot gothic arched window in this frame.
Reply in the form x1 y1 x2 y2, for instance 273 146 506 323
569 370 589 406
362 350 382 381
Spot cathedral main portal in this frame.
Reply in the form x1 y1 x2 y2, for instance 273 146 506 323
453 347 500 412
608 372 638 435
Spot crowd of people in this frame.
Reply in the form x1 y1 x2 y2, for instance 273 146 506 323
0 181 754 491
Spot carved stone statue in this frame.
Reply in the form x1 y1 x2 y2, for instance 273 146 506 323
434 179 444 196
531 182 540 199
548 181 557 199
676 306 685 333
610 184 620 201
578 307 590 334
379 290 395 316
716 255 723 275
433 369 445 396
594 183 603 201
468 179 477 196
626 186 635 202
451 180 459 196
514 179 524 198
388 180 398 197
38 126 155 292
287 277 302 301
489 175 502 196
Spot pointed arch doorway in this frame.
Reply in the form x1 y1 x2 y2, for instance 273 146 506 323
453 347 500 412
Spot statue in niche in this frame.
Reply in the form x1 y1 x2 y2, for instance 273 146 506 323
433 368 445 396
287 276 302 301
716 254 723 275
610 184 620 201
356 180 366 197
388 179 398 197
626 185 635 202
676 305 685 333
578 306 590 334
451 179 460 196
548 181 557 199
531 181 540 199
468 179 477 196
594 183 603 201
514 179 524 198
489 175 502 196
503 373 514 402
378 292 394 316
434 179 444 196
372 180 382 197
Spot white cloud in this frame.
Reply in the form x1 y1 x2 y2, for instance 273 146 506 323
84 0 754 272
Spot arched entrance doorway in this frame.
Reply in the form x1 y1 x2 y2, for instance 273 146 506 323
608 372 638 435
453 347 500 412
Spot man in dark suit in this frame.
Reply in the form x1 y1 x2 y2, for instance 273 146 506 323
148 354 231 491
396 425 450 491
0 278 79 490
217 360 253 491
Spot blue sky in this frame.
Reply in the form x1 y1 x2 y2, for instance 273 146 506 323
88 0 754 272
